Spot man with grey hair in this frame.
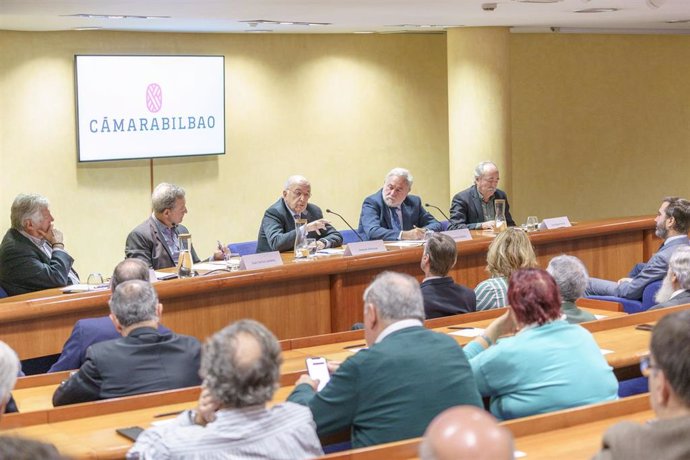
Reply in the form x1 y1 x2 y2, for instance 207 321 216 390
546 255 596 323
257 175 342 252
448 161 515 230
0 340 20 417
126 182 227 269
52 280 201 406
651 246 690 309
0 193 79 296
358 168 441 241
128 319 323 459
288 271 481 448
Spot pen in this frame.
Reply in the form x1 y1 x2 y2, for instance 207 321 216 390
216 240 224 251
153 410 185 418
447 326 476 330
343 343 367 349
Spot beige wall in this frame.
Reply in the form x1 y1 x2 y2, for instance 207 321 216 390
0 31 450 274
510 34 690 225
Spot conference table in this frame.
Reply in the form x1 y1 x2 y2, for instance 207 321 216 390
0 216 659 360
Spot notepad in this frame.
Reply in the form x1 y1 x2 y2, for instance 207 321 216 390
448 328 485 338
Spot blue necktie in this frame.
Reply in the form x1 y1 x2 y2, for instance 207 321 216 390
390 207 402 231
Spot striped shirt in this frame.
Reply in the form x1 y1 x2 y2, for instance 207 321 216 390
127 402 323 460
474 276 508 310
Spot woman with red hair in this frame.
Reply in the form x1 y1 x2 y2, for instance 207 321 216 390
464 268 618 420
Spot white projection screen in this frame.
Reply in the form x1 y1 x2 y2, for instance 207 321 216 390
75 55 225 162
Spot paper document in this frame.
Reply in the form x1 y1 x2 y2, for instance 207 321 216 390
62 284 109 293
384 240 425 248
448 328 485 338
600 349 614 355
154 271 177 280
317 248 346 255
594 314 608 320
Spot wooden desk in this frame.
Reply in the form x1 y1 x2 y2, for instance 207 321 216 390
0 216 658 360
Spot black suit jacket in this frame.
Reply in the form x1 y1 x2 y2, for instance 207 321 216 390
125 216 200 269
421 277 477 319
52 327 201 406
0 228 76 296
448 185 515 230
357 190 442 241
256 199 342 253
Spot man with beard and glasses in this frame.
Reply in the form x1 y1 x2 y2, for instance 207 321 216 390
585 197 690 301
651 246 690 309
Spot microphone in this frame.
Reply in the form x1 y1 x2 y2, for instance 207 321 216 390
326 209 364 242
425 203 450 220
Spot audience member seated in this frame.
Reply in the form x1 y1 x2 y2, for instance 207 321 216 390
0 436 63 460
256 175 342 253
586 197 690 301
593 310 690 460
464 268 618 420
0 340 20 418
448 161 516 231
418 406 514 460
49 258 171 372
358 167 442 241
474 228 537 310
420 233 476 319
126 182 227 269
0 193 79 296
546 255 596 323
128 319 322 459
52 280 201 406
288 271 481 448
651 246 690 309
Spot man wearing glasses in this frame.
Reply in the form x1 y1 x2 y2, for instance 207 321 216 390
593 310 690 460
256 175 342 253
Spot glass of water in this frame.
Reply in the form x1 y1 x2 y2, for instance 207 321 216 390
526 216 539 231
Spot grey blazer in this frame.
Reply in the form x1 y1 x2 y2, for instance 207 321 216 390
448 185 515 230
125 216 200 269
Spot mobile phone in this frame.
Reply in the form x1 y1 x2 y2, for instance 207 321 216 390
635 323 654 331
306 357 331 391
116 426 145 442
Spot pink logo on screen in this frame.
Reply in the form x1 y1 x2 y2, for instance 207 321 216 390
146 83 163 113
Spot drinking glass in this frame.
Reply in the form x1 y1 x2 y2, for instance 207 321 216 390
87 273 104 286
526 216 539 231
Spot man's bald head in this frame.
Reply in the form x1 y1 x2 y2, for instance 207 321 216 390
111 258 150 290
419 406 514 460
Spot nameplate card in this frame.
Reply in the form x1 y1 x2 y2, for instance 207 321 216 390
239 252 283 271
344 240 387 256
442 229 473 242
539 216 571 230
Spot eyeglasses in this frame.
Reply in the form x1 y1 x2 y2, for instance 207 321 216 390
640 355 657 377
288 189 311 199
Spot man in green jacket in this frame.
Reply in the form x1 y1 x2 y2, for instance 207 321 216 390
288 271 482 448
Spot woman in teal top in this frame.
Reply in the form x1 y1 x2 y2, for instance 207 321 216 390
465 268 618 420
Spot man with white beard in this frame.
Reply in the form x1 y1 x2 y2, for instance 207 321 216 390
651 246 690 309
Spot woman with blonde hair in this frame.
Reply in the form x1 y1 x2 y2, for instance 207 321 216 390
475 228 537 310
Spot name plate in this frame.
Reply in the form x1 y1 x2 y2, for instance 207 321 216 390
442 229 473 242
344 240 387 256
540 216 572 230
239 252 283 271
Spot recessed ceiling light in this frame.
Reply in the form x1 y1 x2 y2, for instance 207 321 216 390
354 31 376 34
574 8 619 13
73 27 102 31
512 0 563 3
244 30 273 33
665 18 690 24
63 13 170 20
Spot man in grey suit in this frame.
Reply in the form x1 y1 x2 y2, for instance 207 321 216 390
256 175 342 253
593 310 690 460
586 197 690 300
0 193 79 296
288 271 481 448
448 161 515 231
651 246 690 309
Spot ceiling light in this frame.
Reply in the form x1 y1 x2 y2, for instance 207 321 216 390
574 8 619 13
512 0 563 3
665 19 690 24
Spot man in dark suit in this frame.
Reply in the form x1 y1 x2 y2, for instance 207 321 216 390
448 161 515 231
420 233 476 319
256 175 342 253
125 182 226 269
358 168 442 241
48 258 170 372
593 310 690 460
586 197 690 300
0 193 79 296
651 246 690 309
52 280 201 406
288 271 481 448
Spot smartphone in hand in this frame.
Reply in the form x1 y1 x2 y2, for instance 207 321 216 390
306 357 331 391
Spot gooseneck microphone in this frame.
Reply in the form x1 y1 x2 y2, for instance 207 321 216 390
326 209 364 242
425 203 450 220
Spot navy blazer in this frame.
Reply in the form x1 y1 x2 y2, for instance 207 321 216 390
0 228 76 296
49 317 172 372
125 216 200 269
256 199 342 253
421 277 477 319
357 190 441 241
52 327 201 406
448 185 515 230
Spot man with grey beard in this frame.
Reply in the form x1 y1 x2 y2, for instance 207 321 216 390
651 246 690 309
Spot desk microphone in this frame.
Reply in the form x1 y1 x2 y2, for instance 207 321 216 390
425 203 450 220
326 209 364 242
